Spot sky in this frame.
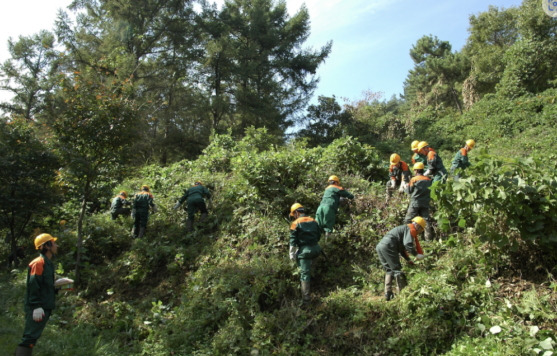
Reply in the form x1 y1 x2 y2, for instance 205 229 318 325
0 0 526 104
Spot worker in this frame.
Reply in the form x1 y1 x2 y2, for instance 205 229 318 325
404 162 434 241
417 141 447 183
375 217 426 301
451 139 475 178
315 175 354 238
173 181 211 232
289 203 322 304
110 191 131 220
411 140 426 165
132 185 157 238
386 153 411 200
15 234 59 355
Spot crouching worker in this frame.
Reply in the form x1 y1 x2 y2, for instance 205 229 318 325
110 191 131 220
174 181 211 232
289 203 322 304
375 217 426 301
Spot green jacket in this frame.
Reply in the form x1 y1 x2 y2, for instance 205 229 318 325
133 191 155 212
178 184 211 204
319 184 354 211
425 148 448 181
110 194 129 214
451 148 471 171
377 224 423 257
25 254 56 311
405 174 432 208
412 153 427 165
290 214 321 248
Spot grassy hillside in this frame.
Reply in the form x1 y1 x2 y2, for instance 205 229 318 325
1 129 556 355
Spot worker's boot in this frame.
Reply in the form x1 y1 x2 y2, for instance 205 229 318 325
138 227 146 239
384 274 394 301
186 219 193 232
301 281 311 304
424 223 433 241
395 273 408 294
15 345 33 356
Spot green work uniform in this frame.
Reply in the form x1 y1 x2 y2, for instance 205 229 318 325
178 184 211 221
404 174 433 240
132 191 155 237
412 152 427 165
290 214 322 282
110 194 130 220
315 184 354 233
19 254 55 348
425 148 448 183
375 224 422 277
451 147 471 174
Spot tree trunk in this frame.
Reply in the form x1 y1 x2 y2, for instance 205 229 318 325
75 181 90 284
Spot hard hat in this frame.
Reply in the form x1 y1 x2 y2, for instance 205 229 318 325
417 141 429 151
194 181 203 186
328 175 340 184
290 203 304 217
141 185 150 191
119 191 128 198
411 216 426 230
34 233 57 250
390 153 401 165
413 162 425 170
411 140 419 151
59 220 67 226
466 139 475 149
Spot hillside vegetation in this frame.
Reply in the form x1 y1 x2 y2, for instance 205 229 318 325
2 128 556 355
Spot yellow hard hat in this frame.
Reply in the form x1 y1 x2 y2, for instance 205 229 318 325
119 191 128 198
141 185 150 191
417 141 429 151
413 162 425 170
328 175 340 184
411 216 426 230
59 220 67 226
390 153 401 165
34 233 57 250
411 140 419 151
466 139 475 149
290 203 304 217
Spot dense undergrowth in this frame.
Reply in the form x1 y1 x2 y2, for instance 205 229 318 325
2 128 557 355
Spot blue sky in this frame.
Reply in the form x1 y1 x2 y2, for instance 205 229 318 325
0 0 525 104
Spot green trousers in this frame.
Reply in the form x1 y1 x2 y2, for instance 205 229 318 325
133 210 149 236
296 245 322 282
19 309 52 348
375 242 403 277
315 204 336 233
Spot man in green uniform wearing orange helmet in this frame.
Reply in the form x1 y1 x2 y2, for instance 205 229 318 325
451 139 476 179
315 175 354 238
376 217 426 301
132 185 157 238
405 162 434 241
15 234 58 356
289 203 322 304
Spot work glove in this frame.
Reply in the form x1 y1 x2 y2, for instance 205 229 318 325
33 307 45 322
389 180 396 188
289 246 298 261
173 202 181 210
424 170 433 177
399 181 408 192
416 254 425 261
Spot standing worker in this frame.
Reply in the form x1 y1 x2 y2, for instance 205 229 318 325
132 185 157 239
289 203 322 304
386 153 411 200
417 141 448 183
15 234 58 356
110 191 131 220
375 217 426 301
404 162 434 240
451 139 475 178
315 175 354 238
411 140 426 165
173 181 211 232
